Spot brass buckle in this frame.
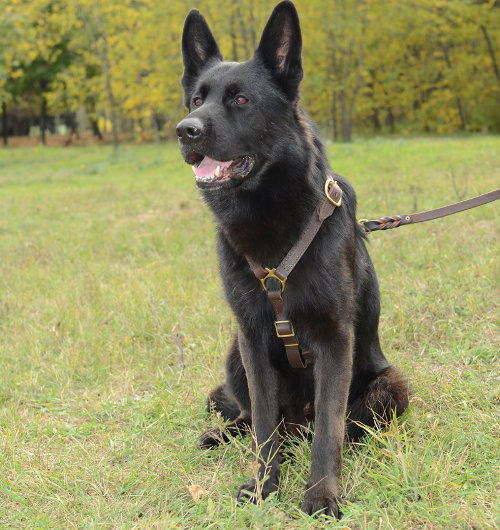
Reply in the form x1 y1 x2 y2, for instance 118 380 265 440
260 268 287 293
325 178 342 207
274 320 295 338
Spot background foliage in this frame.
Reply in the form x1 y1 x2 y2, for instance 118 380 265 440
1 0 500 143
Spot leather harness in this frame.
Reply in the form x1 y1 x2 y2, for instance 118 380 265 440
244 179 499 369
245 177 343 369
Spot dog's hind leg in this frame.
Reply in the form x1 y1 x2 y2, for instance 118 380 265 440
207 384 240 421
198 386 251 448
346 366 409 442
348 248 409 441
198 336 252 449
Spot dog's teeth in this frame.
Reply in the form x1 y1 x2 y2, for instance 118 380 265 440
215 166 221 178
192 166 197 174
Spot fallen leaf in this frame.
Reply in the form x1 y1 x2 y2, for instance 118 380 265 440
52 322 61 337
187 484 209 502
248 459 260 478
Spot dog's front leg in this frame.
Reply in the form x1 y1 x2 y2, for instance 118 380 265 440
236 328 281 504
302 323 353 519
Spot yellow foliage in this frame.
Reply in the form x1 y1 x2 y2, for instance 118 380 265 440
1 0 499 135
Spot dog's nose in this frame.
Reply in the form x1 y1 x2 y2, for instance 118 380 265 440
176 117 204 141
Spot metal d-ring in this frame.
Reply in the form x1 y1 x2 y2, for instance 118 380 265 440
260 267 287 293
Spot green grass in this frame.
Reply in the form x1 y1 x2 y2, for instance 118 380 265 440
0 137 499 528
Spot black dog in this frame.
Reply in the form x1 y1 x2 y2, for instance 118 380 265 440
176 1 408 519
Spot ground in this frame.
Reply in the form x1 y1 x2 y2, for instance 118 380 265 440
0 136 498 528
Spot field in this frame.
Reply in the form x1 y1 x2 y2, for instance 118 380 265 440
0 137 499 528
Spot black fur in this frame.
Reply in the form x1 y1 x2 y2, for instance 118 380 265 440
176 1 409 519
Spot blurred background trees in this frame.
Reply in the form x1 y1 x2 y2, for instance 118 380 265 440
1 0 499 146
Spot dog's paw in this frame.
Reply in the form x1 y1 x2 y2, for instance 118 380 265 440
236 477 279 504
236 481 259 505
301 490 344 519
196 428 228 449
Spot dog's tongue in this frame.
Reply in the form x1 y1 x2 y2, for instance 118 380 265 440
194 157 233 178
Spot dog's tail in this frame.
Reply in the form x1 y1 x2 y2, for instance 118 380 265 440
207 384 241 422
346 366 409 441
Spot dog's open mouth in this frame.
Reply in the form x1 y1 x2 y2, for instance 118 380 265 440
190 154 255 188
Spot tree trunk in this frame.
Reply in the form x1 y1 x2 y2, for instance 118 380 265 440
96 1 118 150
236 2 250 58
229 0 239 62
152 112 160 145
339 91 351 142
329 0 367 142
64 112 79 146
480 24 500 123
346 0 368 142
248 0 257 50
55 108 60 133
442 45 467 131
90 118 103 140
2 101 7 146
332 91 338 141
480 25 500 86
387 108 395 133
40 97 47 145
368 71 381 132
371 108 381 133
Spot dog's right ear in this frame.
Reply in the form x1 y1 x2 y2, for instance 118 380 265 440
181 10 223 106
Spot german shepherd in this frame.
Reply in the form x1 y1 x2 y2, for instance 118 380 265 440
176 0 409 518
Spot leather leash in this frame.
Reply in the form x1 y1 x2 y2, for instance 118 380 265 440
359 188 500 232
245 177 343 369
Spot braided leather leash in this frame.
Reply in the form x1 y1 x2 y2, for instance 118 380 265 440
360 188 500 233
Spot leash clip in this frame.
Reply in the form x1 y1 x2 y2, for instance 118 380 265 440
358 218 369 232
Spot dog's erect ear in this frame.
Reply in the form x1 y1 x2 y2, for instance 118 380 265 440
181 10 222 104
255 1 303 100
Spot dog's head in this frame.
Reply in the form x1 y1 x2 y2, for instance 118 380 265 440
176 1 304 191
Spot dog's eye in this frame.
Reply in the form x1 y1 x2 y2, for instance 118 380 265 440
193 97 203 107
234 95 248 105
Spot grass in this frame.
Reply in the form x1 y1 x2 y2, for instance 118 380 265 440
0 136 499 528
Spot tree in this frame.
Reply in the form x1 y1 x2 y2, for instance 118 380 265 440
73 0 121 149
1 0 499 143
3 0 77 144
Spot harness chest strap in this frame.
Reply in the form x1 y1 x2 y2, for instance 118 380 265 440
245 178 343 369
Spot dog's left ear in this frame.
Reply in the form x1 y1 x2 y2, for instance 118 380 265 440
181 10 223 106
255 1 303 100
